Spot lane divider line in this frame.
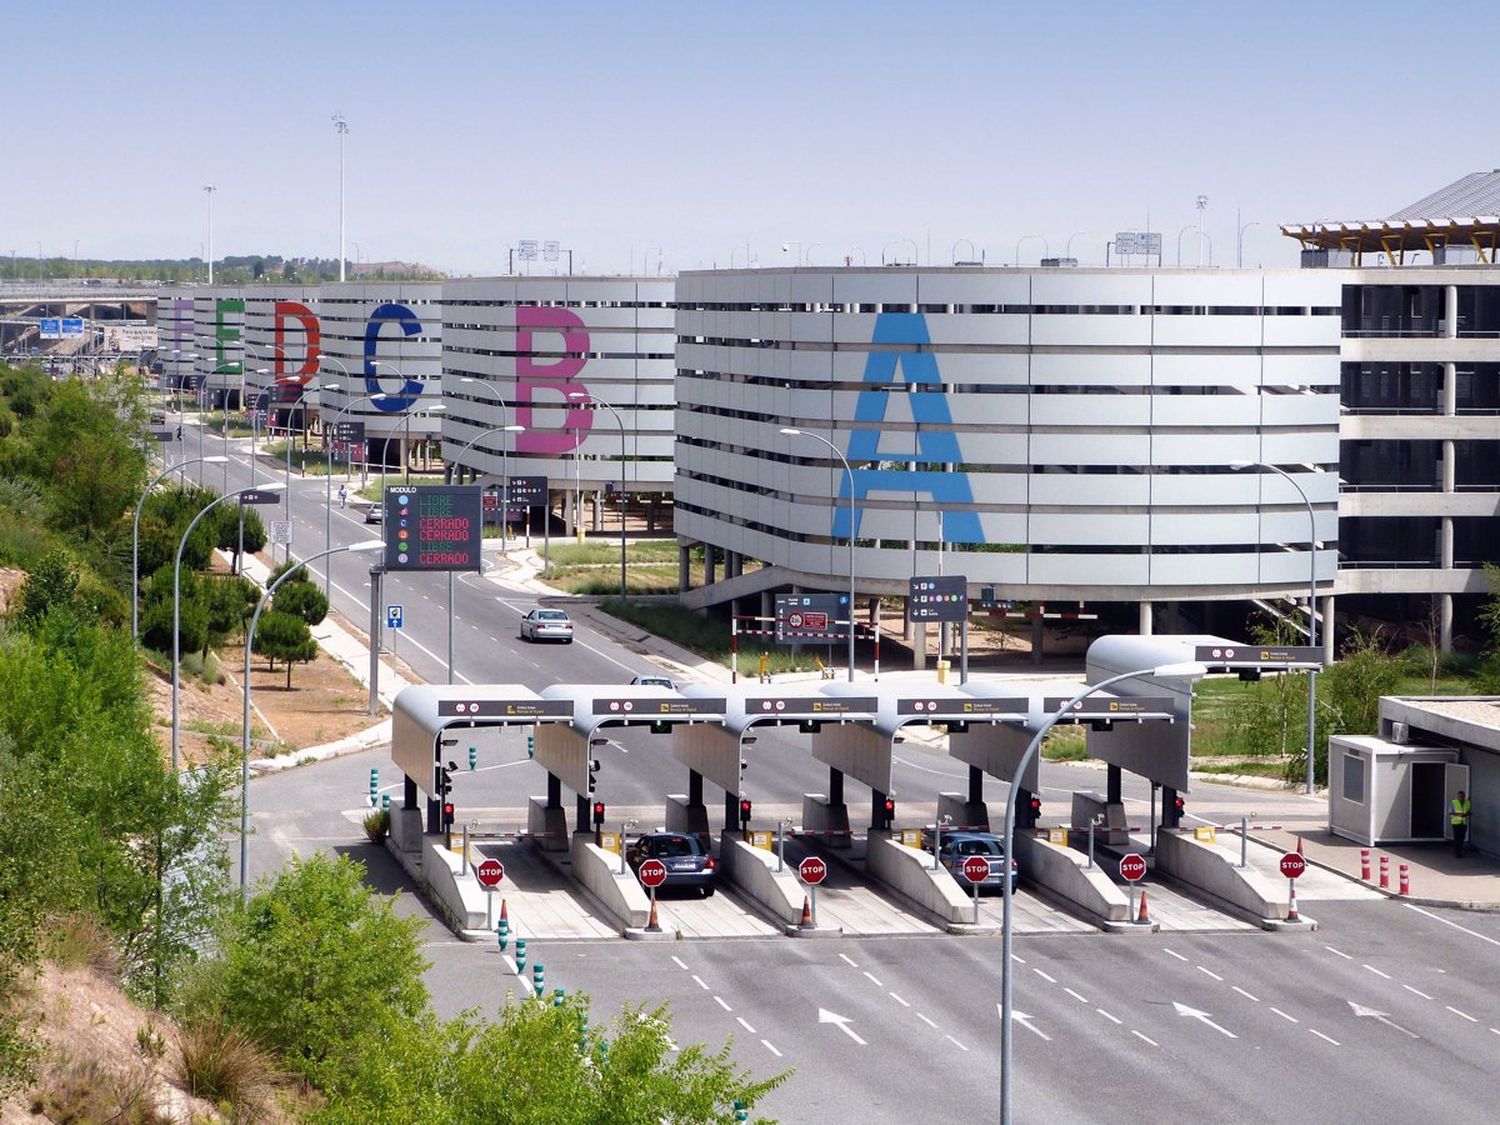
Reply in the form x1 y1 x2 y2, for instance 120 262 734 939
1232 986 1260 1002
1309 1028 1340 1046
714 996 732 1012
1197 966 1223 982
888 992 910 1008
737 1017 756 1034
945 1034 969 1052
1325 945 1353 960
1131 1030 1158 1047
1447 1006 1478 1023
1270 1007 1299 1023
916 1013 938 1029
1064 988 1089 1004
1096 1008 1122 1025
1164 949 1189 962
1362 964 1392 980
1034 969 1057 983
1404 985 1434 1000
691 974 709 991
863 971 884 988
839 953 859 968
761 1040 782 1057
1404 903 1500 948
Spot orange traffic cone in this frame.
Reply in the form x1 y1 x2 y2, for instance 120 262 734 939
647 896 661 932
1136 889 1151 925
799 895 814 929
1287 881 1300 923
499 899 509 925
1297 836 1305 857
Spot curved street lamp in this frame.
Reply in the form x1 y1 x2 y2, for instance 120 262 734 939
172 482 285 771
240 538 383 902
779 427 857 682
1000 661 1205 1124
132 454 228 640
1231 459 1320 795
881 239 920 266
316 385 388 596
1014 234 1048 266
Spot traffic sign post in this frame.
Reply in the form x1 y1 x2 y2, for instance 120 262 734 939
1280 851 1306 923
798 856 827 929
386 604 404 630
1119 852 1147 924
638 858 668 933
475 858 505 888
961 853 990 924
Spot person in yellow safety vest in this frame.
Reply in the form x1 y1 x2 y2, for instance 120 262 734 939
1451 790 1472 858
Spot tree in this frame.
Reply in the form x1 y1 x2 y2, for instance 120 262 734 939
24 380 147 543
200 853 428 1082
15 550 80 628
140 564 209 658
274 581 329 627
252 610 318 688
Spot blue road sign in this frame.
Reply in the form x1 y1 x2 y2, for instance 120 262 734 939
386 604 404 630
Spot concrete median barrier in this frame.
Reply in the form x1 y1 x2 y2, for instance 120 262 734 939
1013 832 1130 925
571 832 650 930
865 832 977 925
421 834 489 934
1154 828 1287 923
719 837 805 926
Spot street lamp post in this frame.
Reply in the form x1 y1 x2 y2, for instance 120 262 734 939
241 538 382 903
132 455 228 640
1000 661 1205 1124
318 385 387 597
172 483 285 771
780 427 857 683
203 186 215 284
377 403 446 486
1014 234 1048 265
332 113 349 282
455 377 516 545
1231 459 1321 794
569 391 629 599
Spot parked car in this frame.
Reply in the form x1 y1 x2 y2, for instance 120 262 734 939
934 831 1018 893
363 503 383 524
626 832 717 896
519 607 574 643
630 674 677 690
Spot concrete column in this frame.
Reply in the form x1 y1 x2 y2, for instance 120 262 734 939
829 768 844 806
760 590 773 618
703 544 717 586
870 789 889 832
724 789 739 833
564 488 575 536
727 550 741 579
576 793 590 835
1441 593 1454 654
1139 600 1153 636
1446 285 1460 340
1106 764 1122 805
403 775 418 811
968 765 984 805
592 493 604 532
678 545 691 591
912 620 927 670
1321 595 1335 664
688 770 703 807
547 774 561 809
1031 614 1045 665
901 599 913 641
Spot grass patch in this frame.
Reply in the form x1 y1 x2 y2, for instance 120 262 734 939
1041 728 1089 761
545 540 681 567
30 1052 166 1125
548 567 680 595
41 915 119 976
598 598 849 675
176 1018 281 1116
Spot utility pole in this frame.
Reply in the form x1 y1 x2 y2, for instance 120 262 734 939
333 113 349 281
204 185 217 284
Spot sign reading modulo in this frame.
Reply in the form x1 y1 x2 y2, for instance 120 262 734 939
384 485 483 572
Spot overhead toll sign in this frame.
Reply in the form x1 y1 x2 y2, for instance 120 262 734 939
897 697 1028 717
775 593 846 643
1193 644 1323 670
437 699 573 719
748 696 878 715
1045 696 1175 718
592 698 727 716
384 485 483 572
908 575 968 623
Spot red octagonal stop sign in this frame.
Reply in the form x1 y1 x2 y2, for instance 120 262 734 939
798 856 827 885
1119 853 1147 883
961 855 992 884
637 858 668 889
1279 852 1307 880
474 858 505 888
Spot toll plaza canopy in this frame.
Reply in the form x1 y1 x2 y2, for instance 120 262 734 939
391 684 573 791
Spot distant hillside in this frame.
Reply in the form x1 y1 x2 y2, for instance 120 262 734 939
16 256 447 285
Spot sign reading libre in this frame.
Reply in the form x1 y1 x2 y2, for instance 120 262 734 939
384 485 483 572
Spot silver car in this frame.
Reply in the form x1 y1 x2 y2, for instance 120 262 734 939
935 832 1019 893
520 608 574 643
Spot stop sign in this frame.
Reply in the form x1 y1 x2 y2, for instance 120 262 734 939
474 858 505 888
638 858 668 889
1279 852 1307 880
798 856 828 885
1119 853 1147 883
961 855 992 884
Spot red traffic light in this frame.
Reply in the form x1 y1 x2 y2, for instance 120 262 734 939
739 798 752 820
883 798 895 813
1028 797 1041 813
592 801 606 825
442 802 455 824
1173 796 1186 813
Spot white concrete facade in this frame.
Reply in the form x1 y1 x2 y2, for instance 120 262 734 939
674 267 1343 602
241 286 321 419
190 288 245 404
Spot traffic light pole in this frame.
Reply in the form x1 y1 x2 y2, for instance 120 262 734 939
368 565 383 715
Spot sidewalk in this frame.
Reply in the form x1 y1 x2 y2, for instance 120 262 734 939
1253 825 1500 911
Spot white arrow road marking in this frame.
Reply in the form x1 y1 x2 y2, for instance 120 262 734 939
1348 1001 1419 1038
819 1009 867 1046
1000 1005 1052 1041
1173 1001 1238 1039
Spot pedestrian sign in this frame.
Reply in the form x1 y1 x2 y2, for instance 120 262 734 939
386 604 404 630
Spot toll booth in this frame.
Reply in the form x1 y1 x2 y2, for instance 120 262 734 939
1328 735 1463 846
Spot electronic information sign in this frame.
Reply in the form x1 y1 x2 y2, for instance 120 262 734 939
384 485 484 572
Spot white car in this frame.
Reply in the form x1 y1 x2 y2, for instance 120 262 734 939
630 674 676 690
520 608 574 643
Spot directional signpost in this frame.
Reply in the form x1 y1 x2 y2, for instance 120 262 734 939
962 853 990 923
908 575 968 622
798 855 826 929
1120 852 1147 926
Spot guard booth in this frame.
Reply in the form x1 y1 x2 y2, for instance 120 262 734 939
1328 734 1464 846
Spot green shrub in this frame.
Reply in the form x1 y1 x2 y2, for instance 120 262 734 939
41 914 119 976
363 808 391 843
176 1018 280 1114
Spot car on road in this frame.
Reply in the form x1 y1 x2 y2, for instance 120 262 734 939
519 607 574 643
626 832 717 896
630 674 677 690
932 831 1018 893
363 503 383 524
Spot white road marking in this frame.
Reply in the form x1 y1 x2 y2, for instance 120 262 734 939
1309 1029 1340 1046
818 1009 867 1046
737 1017 756 1034
1405 903 1500 948
671 956 690 971
1131 1030 1158 1047
1197 966 1223 982
1363 964 1391 980
1404 985 1434 1000
1164 948 1189 962
1010 1010 1051 1041
1096 1008 1122 1025
888 992 910 1007
1011 955 1026 965
1447 1006 1479 1023
714 996 732 1012
917 1013 938 1029
1270 1007 1299 1023
1173 1002 1236 1039
839 953 859 968
1233 986 1260 1002
863 971 883 987
1034 969 1057 984
691 974 709 991
945 1034 969 1052
1490 1027 1500 1037
1325 945 1353 960
1064 988 1089 1004
761 1039 782 1057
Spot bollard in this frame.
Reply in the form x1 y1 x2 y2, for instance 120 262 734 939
1399 863 1410 896
734 1100 748 1123
1379 854 1390 889
1360 848 1371 881
380 792 390 812
468 745 477 771
533 962 545 998
553 987 566 1008
515 937 527 973
461 825 470 877
368 767 378 808
1240 816 1249 869
496 918 508 952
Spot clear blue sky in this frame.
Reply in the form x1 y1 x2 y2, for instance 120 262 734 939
4 0 1497 275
